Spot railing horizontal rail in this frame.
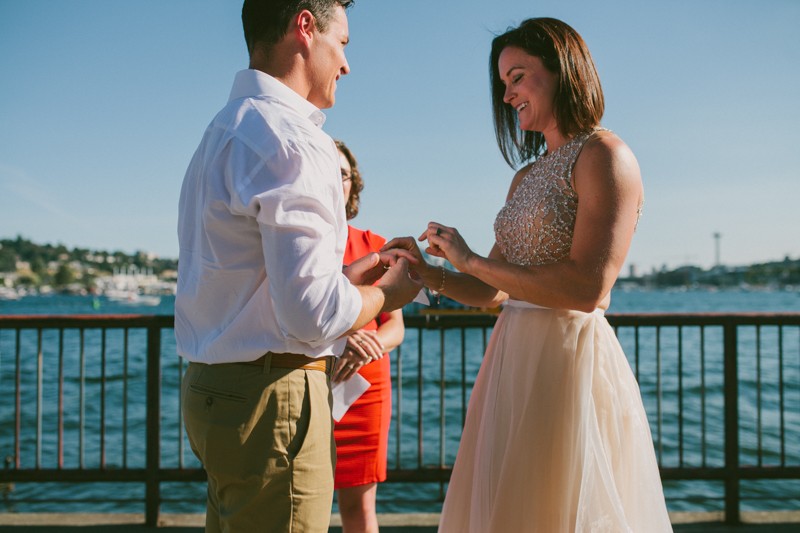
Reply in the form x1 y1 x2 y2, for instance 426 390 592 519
0 314 174 328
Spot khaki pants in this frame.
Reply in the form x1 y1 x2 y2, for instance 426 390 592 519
182 358 335 533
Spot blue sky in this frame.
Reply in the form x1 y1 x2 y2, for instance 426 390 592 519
1 0 798 274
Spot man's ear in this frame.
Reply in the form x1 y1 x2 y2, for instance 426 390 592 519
293 9 316 49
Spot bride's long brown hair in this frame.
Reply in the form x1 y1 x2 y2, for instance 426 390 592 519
490 17 605 167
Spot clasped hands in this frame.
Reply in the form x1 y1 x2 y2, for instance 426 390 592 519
382 222 474 278
342 221 472 289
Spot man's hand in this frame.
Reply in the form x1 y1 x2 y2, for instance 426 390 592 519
344 250 419 286
343 252 381 285
381 236 435 278
375 257 423 313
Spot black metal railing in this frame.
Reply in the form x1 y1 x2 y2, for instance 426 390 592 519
1 312 798 526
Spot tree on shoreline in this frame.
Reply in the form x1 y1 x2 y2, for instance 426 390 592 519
0 236 177 291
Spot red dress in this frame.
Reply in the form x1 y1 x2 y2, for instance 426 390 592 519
334 226 392 489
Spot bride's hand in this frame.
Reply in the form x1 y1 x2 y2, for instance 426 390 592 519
381 236 432 277
419 222 475 273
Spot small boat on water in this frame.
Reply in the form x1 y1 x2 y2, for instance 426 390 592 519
105 289 162 306
0 287 22 301
118 294 162 306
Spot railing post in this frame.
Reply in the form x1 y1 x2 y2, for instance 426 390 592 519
145 322 162 527
723 322 740 525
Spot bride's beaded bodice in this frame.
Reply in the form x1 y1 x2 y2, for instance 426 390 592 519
494 131 597 267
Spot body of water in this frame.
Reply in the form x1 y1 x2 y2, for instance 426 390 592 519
1 288 799 515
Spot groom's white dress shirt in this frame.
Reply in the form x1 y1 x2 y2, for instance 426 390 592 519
175 69 361 364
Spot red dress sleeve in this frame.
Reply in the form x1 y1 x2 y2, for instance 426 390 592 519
344 226 386 265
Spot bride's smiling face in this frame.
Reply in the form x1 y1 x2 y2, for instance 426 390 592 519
498 46 559 134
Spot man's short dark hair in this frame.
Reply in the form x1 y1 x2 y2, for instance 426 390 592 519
242 0 354 56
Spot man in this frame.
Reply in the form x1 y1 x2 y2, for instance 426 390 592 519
176 1 422 531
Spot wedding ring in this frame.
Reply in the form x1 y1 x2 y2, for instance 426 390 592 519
383 265 390 270
435 227 441 236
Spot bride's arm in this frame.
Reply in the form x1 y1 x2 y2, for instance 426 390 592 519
381 164 539 309
419 245 509 309
426 134 643 312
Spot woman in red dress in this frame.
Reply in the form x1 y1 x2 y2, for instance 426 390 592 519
332 140 405 533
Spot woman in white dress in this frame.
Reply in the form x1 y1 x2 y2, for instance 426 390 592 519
383 17 672 532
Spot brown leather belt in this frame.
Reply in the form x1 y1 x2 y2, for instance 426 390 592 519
243 352 334 373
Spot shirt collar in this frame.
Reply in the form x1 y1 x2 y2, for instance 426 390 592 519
228 69 326 128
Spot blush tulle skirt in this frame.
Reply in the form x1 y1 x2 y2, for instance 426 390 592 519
438 301 672 532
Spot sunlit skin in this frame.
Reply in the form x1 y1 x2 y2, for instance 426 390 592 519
498 46 566 150
383 46 643 313
250 6 350 109
306 6 350 109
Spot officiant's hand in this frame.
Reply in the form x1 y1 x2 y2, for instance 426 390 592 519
332 334 379 383
347 329 385 362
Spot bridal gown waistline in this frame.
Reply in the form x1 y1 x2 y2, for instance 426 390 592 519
503 298 605 315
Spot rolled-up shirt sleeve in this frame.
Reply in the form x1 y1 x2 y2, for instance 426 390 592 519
228 132 362 347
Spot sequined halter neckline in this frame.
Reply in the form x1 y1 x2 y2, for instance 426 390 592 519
493 130 600 267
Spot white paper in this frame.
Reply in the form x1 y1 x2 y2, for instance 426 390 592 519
413 288 430 306
331 372 371 421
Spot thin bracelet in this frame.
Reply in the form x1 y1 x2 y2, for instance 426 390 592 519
431 266 446 304
436 266 446 293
